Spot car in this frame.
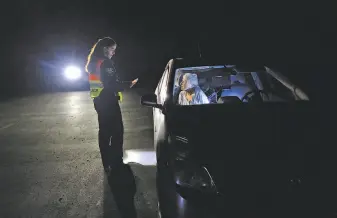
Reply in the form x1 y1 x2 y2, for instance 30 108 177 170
140 58 336 218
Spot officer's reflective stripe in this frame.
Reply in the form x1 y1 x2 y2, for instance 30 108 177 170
89 82 102 86
89 80 102 83
89 79 102 84
89 81 103 88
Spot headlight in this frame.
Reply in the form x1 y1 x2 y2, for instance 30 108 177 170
64 66 81 80
175 164 218 194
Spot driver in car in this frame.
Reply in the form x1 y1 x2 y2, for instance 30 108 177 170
178 73 209 105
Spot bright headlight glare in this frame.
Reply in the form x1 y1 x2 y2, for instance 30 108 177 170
175 165 218 194
64 66 81 80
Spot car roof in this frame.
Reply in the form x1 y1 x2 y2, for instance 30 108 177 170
171 58 266 72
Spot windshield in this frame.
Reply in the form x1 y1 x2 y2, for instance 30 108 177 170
172 65 306 105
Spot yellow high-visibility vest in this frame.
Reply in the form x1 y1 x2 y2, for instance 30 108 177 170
88 60 122 102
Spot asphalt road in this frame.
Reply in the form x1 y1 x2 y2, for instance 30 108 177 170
0 89 157 218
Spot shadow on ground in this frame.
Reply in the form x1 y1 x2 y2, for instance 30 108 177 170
103 163 157 218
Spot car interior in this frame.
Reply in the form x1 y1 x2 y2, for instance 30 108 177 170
173 65 297 105
173 66 263 105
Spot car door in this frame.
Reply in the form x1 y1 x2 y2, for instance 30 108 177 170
153 65 170 149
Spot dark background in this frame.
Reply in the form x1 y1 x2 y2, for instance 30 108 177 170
1 0 336 101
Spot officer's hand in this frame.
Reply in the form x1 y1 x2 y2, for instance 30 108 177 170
130 78 138 88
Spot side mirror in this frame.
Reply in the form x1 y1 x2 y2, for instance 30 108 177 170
140 93 162 109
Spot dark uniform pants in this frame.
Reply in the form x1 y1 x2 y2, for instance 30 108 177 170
94 96 124 169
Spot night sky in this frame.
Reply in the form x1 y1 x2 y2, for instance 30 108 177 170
2 0 336 99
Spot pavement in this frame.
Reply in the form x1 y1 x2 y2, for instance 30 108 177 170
0 89 157 218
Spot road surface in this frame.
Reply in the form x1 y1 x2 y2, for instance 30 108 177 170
0 89 157 218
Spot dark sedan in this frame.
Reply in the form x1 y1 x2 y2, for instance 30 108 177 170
141 58 336 218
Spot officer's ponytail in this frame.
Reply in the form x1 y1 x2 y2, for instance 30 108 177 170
85 37 117 73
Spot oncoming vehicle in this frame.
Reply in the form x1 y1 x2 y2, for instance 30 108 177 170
141 58 335 218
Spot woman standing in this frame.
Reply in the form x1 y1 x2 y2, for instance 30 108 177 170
85 37 138 173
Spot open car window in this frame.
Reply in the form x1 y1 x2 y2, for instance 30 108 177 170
172 65 307 105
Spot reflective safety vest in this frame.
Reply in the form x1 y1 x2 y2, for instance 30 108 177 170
88 60 123 102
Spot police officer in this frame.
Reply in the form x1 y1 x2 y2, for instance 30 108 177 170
85 37 138 173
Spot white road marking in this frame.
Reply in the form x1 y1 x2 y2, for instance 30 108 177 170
0 123 14 131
